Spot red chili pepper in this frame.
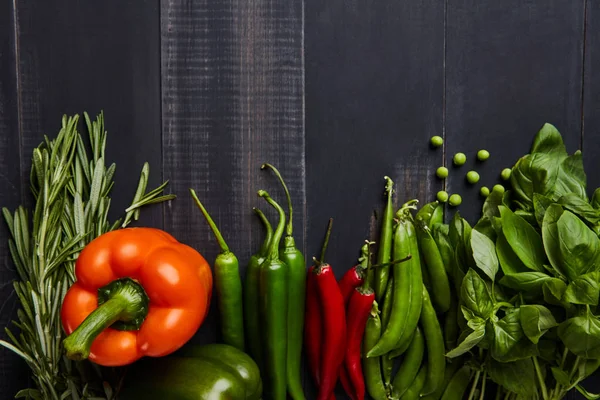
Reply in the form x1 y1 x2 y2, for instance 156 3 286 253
305 218 347 400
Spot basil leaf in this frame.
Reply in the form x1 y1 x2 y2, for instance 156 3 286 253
460 269 493 319
500 206 546 272
533 193 553 228
592 188 600 210
446 325 486 358
491 308 538 362
487 357 536 396
558 311 600 359
520 304 557 344
542 203 566 278
551 367 571 387
531 123 568 156
542 278 568 306
538 339 557 362
473 217 496 241
467 315 487 331
483 190 503 223
558 193 600 225
499 272 552 295
564 272 600 305
557 211 600 281
496 230 529 275
554 152 587 201
515 210 537 227
510 157 535 208
470 229 499 281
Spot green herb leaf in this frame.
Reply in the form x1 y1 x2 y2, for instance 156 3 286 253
564 272 600 305
557 210 600 281
533 193 554 228
500 206 546 272
496 230 530 275
487 357 536 396
460 269 494 319
542 278 568 306
491 308 538 362
558 193 600 225
558 310 600 359
446 325 486 358
520 304 557 344
592 188 600 210
551 367 571 387
499 272 553 295
470 229 499 281
554 152 587 201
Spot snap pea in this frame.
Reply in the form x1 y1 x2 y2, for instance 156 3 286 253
367 201 423 357
387 329 413 359
374 177 395 301
400 364 428 400
391 327 425 399
444 294 459 350
420 285 446 396
380 277 394 386
440 365 471 400
363 302 387 400
416 203 451 313
421 359 462 400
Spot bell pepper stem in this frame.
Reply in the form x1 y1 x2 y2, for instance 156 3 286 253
63 278 149 361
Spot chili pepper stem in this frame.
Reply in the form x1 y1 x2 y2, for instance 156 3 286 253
63 278 149 361
190 188 230 253
262 163 294 237
314 218 333 269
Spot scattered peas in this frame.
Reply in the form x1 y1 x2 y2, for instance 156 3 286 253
501 168 512 181
477 150 490 161
453 153 467 166
480 186 490 197
449 194 462 207
436 167 449 179
466 171 480 184
430 136 444 148
493 184 505 194
437 191 449 203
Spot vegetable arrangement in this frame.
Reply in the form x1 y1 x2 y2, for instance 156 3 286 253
3 113 600 400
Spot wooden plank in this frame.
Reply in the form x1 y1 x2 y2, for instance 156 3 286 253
0 1 30 397
160 0 305 350
584 0 600 194
445 0 585 224
305 1 444 272
14 0 163 227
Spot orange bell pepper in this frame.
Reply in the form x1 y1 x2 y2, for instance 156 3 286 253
61 227 212 366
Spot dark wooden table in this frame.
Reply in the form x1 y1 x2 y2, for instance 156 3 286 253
0 0 598 398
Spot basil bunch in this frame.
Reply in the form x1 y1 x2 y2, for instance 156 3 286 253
434 124 600 400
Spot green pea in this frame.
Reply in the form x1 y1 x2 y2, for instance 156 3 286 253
430 136 443 148
453 153 466 166
477 150 490 161
466 171 480 184
501 168 511 181
493 184 505 194
436 191 449 203
480 186 490 197
436 167 449 179
448 194 462 207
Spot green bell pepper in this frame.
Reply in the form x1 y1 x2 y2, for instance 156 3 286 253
119 343 262 400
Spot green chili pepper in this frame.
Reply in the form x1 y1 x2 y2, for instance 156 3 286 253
257 190 288 400
440 365 471 400
420 285 446 396
400 364 428 400
374 176 395 301
261 163 306 400
363 302 387 400
391 327 425 399
367 201 423 357
415 204 451 313
245 207 273 371
190 189 244 351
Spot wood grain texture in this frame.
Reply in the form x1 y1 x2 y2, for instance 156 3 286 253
445 0 585 224
160 0 305 348
0 1 30 397
584 0 600 194
14 0 164 227
305 0 444 272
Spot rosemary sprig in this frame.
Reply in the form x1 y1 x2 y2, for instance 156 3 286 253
1 112 174 400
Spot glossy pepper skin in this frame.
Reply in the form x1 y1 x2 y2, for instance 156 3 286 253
119 343 262 400
61 228 212 366
262 163 306 400
258 190 288 400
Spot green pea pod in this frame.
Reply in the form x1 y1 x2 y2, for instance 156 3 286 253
367 202 423 357
391 327 425 400
363 302 387 400
400 364 428 400
444 294 459 351
416 205 451 313
420 285 446 396
190 190 245 351
245 208 273 371
261 163 306 400
387 330 414 359
421 359 462 400
380 277 394 386
374 177 395 301
257 190 288 400
440 365 471 400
